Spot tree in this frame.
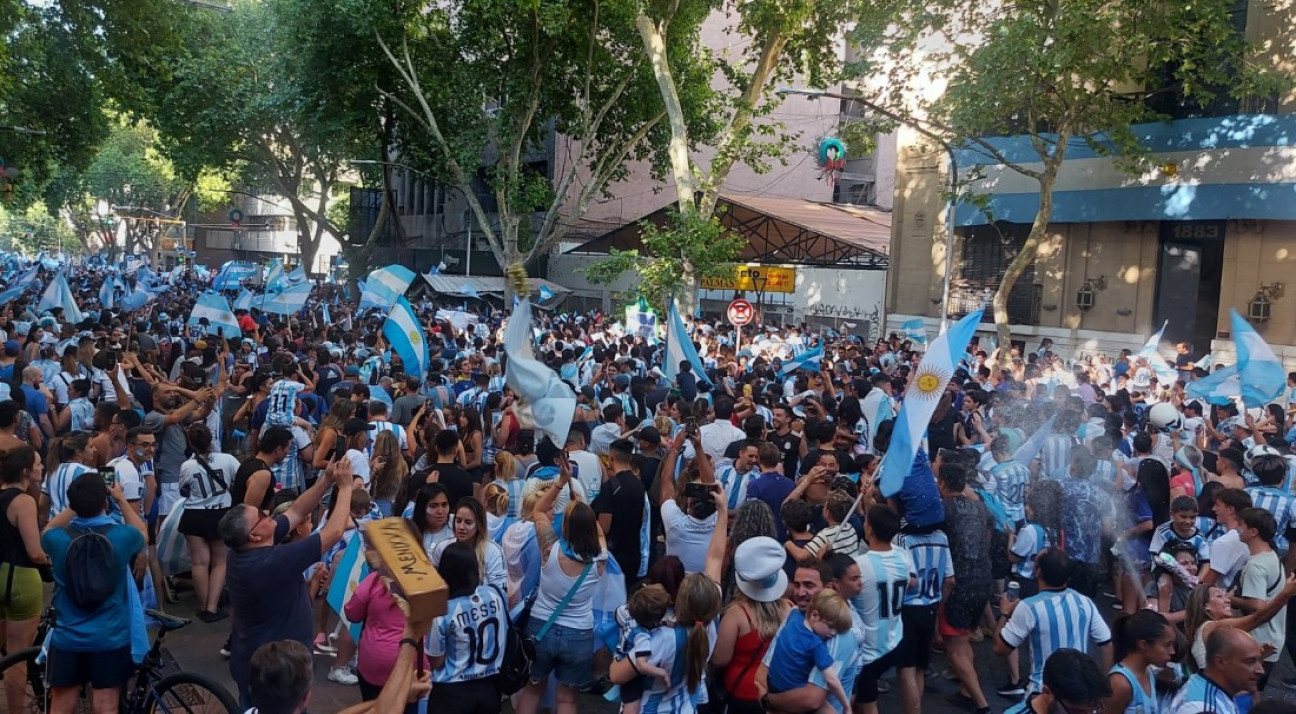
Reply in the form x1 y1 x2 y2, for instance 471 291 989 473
144 0 371 271
847 0 1275 357
362 0 698 282
619 0 878 310
0 202 77 254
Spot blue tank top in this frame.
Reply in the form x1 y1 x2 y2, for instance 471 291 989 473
1110 663 1159 714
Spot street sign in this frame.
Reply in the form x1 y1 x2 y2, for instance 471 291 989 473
727 298 754 326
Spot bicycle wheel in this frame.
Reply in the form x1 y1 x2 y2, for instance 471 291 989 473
142 672 239 714
0 646 46 714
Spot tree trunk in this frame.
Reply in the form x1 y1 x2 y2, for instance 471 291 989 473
635 13 697 211
380 102 409 245
993 145 1066 367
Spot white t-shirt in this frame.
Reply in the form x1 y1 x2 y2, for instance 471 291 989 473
661 500 716 574
346 448 371 486
110 456 152 508
1208 530 1248 590
699 421 745 463
568 449 604 501
178 453 240 510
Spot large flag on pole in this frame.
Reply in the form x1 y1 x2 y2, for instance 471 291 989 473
264 258 285 293
284 265 307 286
359 265 416 311
1230 308 1285 408
188 291 242 339
662 299 712 387
99 278 115 309
38 272 84 324
1186 365 1240 406
778 344 825 376
878 310 983 498
899 318 928 346
213 261 258 291
382 297 429 379
120 287 155 312
233 289 254 312
1137 320 1178 384
503 297 576 447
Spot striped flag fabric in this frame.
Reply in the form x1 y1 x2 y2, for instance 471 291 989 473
1186 364 1240 406
233 289 254 312
1231 308 1286 408
539 285 555 301
264 258 285 292
321 302 331 325
359 265 416 310
778 344 825 376
260 282 312 316
899 318 928 346
285 265 307 286
213 261 258 290
325 536 369 643
461 281 479 299
1138 320 1178 384
120 287 155 312
504 297 576 447
188 291 242 339
38 272 84 324
663 299 712 387
878 310 982 498
1013 414 1058 467
156 498 191 576
99 277 115 309
382 297 429 379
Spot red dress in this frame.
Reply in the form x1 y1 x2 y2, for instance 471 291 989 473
721 605 770 703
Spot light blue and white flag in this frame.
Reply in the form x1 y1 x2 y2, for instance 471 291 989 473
188 291 242 339
99 278 115 309
383 297 429 379
214 261 258 291
38 272 84 324
325 536 368 643
120 287 155 312
461 281 479 299
12 264 38 291
233 289 254 312
663 299 712 387
878 310 982 498
261 282 312 316
264 258 285 293
284 265 307 286
359 265 416 310
538 285 555 301
504 297 576 447
1231 308 1286 408
899 318 928 346
1137 320 1178 384
168 265 184 286
1196 352 1214 371
321 302 331 326
1013 414 1059 467
778 344 824 376
1186 364 1240 406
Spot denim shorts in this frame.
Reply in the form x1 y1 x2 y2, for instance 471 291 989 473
527 618 594 687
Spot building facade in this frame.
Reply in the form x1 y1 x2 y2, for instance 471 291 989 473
885 0 1296 364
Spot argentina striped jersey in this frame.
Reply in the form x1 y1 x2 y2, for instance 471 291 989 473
999 588 1111 693
898 530 954 607
425 585 508 683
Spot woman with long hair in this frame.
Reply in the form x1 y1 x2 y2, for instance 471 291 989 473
424 542 509 714
722 499 777 601
40 431 97 522
458 406 484 481
482 481 512 543
430 496 507 590
610 481 727 714
369 431 407 517
0 446 48 714
1183 575 1296 672
500 489 543 608
480 392 501 473
514 456 606 714
177 423 237 621
1170 444 1208 500
1103 610 1175 714
408 482 454 555
713 535 791 714
312 398 355 473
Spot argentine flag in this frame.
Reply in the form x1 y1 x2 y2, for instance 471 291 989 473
878 310 982 498
461 281 479 299
503 297 576 447
1137 320 1178 384
120 287 155 312
39 272 84 324
382 297 429 379
1013 414 1058 467
13 264 38 291
264 258 285 292
321 302 331 325
1187 364 1240 406
662 299 712 387
778 344 824 376
214 261 257 291
359 265 416 310
99 278 116 309
538 285 555 301
233 289 254 312
285 265 307 286
1231 308 1286 408
188 291 242 339
899 318 928 346
261 282 312 316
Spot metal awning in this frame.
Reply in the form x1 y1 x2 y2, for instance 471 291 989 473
567 194 891 269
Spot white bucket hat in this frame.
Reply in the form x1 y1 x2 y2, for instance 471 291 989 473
734 536 788 603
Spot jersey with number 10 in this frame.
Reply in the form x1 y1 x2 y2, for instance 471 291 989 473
852 548 913 663
897 531 954 607
426 585 508 683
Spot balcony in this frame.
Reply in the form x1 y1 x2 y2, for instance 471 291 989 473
948 280 1042 326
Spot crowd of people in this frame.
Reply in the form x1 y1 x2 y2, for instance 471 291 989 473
7 256 1296 714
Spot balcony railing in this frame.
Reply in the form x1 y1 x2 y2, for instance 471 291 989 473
948 280 1042 325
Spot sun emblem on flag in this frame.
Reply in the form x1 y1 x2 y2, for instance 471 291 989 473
408 329 421 345
908 362 950 401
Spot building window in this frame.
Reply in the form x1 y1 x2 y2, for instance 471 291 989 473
1144 1 1273 118
954 222 1041 324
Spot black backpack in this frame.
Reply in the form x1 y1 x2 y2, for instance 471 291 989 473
494 586 535 696
63 525 118 610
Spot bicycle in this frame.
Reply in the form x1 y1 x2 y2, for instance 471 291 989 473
0 606 239 713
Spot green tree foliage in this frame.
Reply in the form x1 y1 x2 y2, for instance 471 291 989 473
0 202 77 254
848 0 1278 355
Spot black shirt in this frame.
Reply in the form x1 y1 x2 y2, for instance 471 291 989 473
418 463 474 509
232 458 275 512
592 470 646 580
772 430 802 478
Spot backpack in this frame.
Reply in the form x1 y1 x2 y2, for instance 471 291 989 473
494 585 535 696
63 525 118 610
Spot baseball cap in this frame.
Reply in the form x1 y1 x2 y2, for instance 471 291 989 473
2 340 18 356
343 418 376 436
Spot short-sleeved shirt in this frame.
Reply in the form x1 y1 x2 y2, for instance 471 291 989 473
853 547 913 662
1148 522 1210 564
426 585 508 683
1207 530 1248 590
1170 673 1238 714
41 522 145 651
661 500 716 575
143 411 188 485
419 464 474 509
227 517 322 690
745 472 795 541
1239 550 1286 661
765 609 836 694
591 471 646 578
1246 486 1296 556
899 530 954 607
999 588 1111 693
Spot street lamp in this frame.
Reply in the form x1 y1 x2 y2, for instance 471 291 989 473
776 87 961 333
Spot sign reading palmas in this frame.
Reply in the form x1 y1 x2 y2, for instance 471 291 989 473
700 265 796 294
